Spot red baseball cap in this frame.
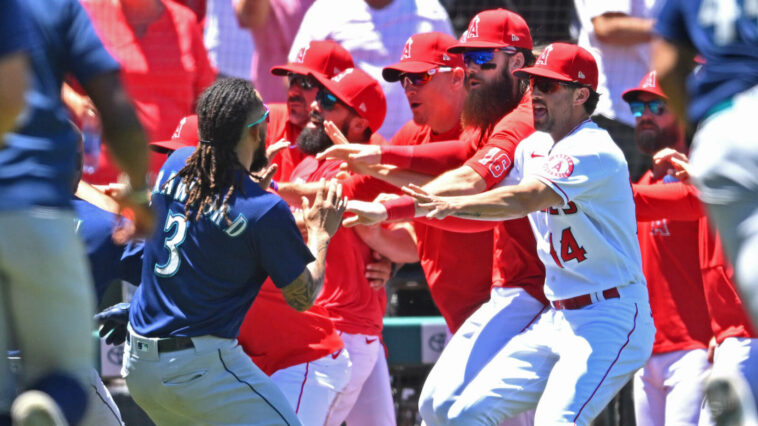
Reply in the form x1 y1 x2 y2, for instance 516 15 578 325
382 32 464 82
514 43 598 90
150 115 199 153
622 71 668 102
271 40 354 78
448 9 532 53
309 67 387 133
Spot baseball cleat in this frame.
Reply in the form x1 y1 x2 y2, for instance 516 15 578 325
706 373 758 426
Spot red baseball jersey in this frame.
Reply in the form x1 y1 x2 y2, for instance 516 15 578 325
237 279 343 376
293 158 386 336
635 172 713 354
632 182 757 344
371 121 495 333
80 0 216 184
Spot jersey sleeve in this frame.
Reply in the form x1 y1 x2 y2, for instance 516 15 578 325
464 102 535 189
382 140 472 174
633 182 704 221
64 0 120 85
0 0 32 57
341 174 401 202
532 150 619 205
254 200 315 289
654 0 689 45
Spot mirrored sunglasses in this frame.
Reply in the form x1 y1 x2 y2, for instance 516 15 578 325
399 67 453 89
629 100 666 117
316 88 340 111
462 47 517 68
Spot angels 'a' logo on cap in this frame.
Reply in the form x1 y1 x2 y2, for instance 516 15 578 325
295 45 310 64
467 15 480 40
543 153 574 178
642 71 657 88
536 44 553 66
332 67 353 82
172 117 187 139
577 71 586 80
402 37 413 60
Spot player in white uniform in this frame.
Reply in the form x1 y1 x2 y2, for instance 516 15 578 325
402 43 656 425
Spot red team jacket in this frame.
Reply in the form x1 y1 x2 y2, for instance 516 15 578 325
635 172 713 354
633 181 756 345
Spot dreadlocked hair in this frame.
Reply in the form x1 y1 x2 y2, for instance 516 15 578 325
167 78 265 224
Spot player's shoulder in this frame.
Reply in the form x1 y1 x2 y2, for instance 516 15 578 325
389 120 428 146
493 94 535 135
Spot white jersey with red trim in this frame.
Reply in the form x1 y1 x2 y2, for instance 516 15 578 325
504 121 645 301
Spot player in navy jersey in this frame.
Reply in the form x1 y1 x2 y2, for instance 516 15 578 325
0 1 153 424
124 78 346 425
0 0 29 141
653 0 758 422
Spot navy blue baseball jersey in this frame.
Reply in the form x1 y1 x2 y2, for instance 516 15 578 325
130 147 314 339
0 0 32 58
655 0 758 122
73 199 143 302
0 0 119 210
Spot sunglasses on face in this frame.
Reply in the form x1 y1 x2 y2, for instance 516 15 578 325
463 47 517 69
399 67 452 89
316 88 340 111
247 104 270 128
529 77 582 94
288 73 316 90
629 99 666 117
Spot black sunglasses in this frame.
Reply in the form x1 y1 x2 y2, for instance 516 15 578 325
288 73 316 90
316 88 340 111
530 77 584 94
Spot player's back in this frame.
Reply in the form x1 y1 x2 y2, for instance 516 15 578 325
131 147 313 339
656 0 758 122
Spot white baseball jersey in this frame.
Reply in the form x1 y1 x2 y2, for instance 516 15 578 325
504 120 645 301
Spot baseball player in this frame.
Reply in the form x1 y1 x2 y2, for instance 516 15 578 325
0 0 28 142
652 0 758 328
266 40 356 183
633 152 758 425
0 1 153 424
283 67 396 426
621 71 713 426
323 10 546 425
123 78 345 425
397 42 656 425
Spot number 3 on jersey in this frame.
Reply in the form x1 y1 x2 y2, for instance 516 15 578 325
155 210 188 277
549 227 587 268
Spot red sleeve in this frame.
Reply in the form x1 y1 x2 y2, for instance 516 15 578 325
633 182 705 222
341 175 401 202
464 97 535 189
414 215 500 233
381 140 472 175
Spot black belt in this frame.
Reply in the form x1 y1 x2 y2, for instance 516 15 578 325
128 334 195 353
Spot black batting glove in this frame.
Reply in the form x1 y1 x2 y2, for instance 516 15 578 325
94 302 130 346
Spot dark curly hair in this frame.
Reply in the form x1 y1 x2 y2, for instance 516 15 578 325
167 78 266 224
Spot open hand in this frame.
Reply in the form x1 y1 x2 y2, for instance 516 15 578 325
266 139 291 163
316 142 382 164
302 178 347 237
402 184 455 219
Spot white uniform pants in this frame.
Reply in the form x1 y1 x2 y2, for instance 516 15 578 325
419 287 545 426
700 337 758 425
633 349 710 426
0 209 96 413
446 285 655 426
123 330 300 426
690 84 758 324
324 331 394 426
271 348 351 426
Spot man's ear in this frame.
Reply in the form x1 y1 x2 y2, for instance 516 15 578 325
347 115 371 141
450 67 466 90
508 52 526 73
574 87 590 106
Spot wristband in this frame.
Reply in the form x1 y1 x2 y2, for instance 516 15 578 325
269 180 279 192
382 196 416 221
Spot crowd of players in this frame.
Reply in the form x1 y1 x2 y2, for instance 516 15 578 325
1 1 757 426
